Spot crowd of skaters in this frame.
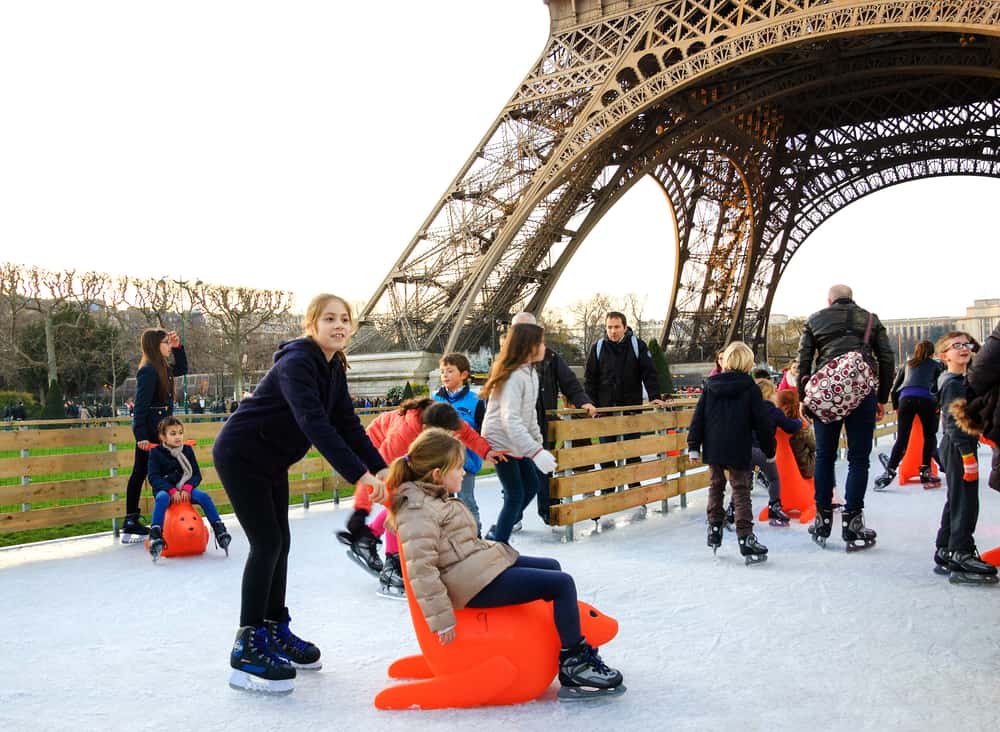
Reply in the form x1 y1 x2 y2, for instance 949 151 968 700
103 284 999 699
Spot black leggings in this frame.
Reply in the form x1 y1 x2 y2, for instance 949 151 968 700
124 445 149 515
466 556 581 649
214 450 291 628
887 396 938 470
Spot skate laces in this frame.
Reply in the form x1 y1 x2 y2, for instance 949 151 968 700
272 621 310 654
585 645 613 675
251 626 287 664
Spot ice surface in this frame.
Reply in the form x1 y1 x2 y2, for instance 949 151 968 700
2 444 999 731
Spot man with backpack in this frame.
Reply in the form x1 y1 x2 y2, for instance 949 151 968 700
584 311 665 485
797 284 895 550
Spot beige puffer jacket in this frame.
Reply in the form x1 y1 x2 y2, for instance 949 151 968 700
394 481 519 633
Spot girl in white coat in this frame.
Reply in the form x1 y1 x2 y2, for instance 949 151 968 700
480 323 556 543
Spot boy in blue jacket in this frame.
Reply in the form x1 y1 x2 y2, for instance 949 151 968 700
433 353 487 535
148 417 230 560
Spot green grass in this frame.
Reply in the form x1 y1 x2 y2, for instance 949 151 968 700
0 441 497 547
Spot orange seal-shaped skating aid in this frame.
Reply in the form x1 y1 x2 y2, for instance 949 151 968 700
145 501 209 557
375 548 619 710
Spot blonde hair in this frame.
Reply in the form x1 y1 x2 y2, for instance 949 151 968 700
936 331 975 356
303 293 354 368
387 428 466 526
722 341 755 373
755 377 776 401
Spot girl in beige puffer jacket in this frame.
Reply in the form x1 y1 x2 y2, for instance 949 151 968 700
389 429 624 695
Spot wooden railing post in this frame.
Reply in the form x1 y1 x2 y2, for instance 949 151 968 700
559 411 574 544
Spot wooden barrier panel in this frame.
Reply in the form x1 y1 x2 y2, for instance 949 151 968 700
548 411 681 442
551 433 684 466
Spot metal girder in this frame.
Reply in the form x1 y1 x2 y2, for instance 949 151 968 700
354 1 1000 358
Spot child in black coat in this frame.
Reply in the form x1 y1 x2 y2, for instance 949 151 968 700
147 417 229 560
688 342 776 564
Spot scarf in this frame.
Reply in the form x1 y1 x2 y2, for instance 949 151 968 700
166 445 193 489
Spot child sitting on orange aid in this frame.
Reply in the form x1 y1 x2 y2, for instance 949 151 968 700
338 399 502 596
391 428 624 700
147 416 230 560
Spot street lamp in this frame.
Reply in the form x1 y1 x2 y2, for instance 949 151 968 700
172 277 203 413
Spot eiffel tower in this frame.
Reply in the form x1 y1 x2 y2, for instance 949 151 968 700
355 1 1000 361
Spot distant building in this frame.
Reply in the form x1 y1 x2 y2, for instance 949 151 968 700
956 299 1000 343
881 315 957 358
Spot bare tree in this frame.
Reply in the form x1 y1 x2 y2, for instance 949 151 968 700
19 267 110 386
620 292 648 338
567 292 613 356
0 263 30 386
125 276 182 327
184 282 295 397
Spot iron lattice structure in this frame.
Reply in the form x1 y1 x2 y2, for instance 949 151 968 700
355 1 1000 360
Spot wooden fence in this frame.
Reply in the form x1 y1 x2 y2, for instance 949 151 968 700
0 403 899 542
544 403 900 541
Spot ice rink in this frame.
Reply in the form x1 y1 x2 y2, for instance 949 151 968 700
2 445 999 732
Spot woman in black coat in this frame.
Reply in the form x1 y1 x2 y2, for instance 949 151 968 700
214 293 388 695
120 328 187 543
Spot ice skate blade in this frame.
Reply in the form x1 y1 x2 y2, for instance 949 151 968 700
948 572 1000 586
291 659 322 670
228 670 295 695
377 587 407 601
932 565 951 576
557 684 626 702
121 534 146 545
768 519 789 527
345 550 381 578
743 554 768 566
845 539 876 553
810 535 828 548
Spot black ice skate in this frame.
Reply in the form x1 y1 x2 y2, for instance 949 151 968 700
878 452 891 471
148 525 166 562
842 510 877 552
121 512 150 544
873 468 896 491
229 625 296 694
738 533 768 565
809 508 834 548
212 520 231 556
933 547 951 576
724 502 736 532
336 529 383 577
754 470 770 494
707 522 723 555
767 502 790 527
264 614 322 669
919 465 942 489
947 550 1000 586
557 640 626 702
377 553 406 600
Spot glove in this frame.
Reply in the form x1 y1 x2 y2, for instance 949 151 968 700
961 453 979 482
531 449 557 474
182 483 193 493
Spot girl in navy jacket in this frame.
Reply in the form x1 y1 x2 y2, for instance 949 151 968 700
213 294 388 695
147 417 229 560
121 328 187 543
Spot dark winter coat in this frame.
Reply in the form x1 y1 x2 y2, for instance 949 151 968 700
536 347 591 438
148 444 202 495
584 328 661 408
212 338 386 483
752 402 802 449
889 358 942 409
938 371 979 455
132 347 188 443
688 371 776 469
965 320 1000 446
796 298 895 405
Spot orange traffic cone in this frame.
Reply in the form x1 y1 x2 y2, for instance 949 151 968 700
897 420 938 485
981 546 1000 567
757 431 816 525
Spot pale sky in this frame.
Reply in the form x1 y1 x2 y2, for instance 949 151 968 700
2 1 997 325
